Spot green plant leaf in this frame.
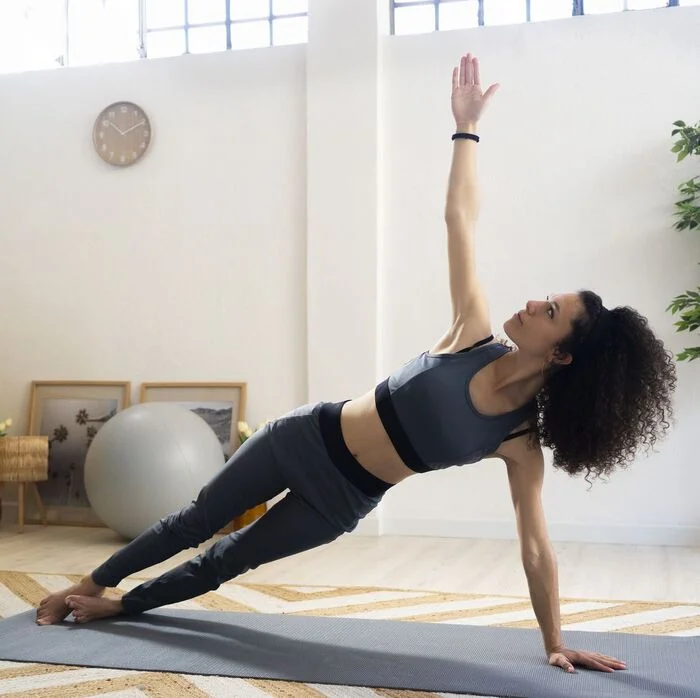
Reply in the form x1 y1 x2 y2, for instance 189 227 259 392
667 120 699 349
676 347 700 362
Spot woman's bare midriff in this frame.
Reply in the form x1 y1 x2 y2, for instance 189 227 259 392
339 388 420 486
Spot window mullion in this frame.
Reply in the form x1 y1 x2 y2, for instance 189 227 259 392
63 0 70 66
226 0 232 49
139 0 147 57
184 0 190 53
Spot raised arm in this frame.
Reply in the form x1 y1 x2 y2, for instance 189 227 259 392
446 54 497 216
443 54 498 330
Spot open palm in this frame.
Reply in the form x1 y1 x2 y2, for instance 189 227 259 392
549 647 627 674
451 53 499 126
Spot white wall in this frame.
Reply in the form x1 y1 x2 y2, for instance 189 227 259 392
0 46 308 426
306 0 383 403
1 3 698 546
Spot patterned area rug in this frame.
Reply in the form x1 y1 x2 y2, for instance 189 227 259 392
0 570 698 697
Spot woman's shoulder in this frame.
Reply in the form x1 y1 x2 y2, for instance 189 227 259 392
427 334 511 357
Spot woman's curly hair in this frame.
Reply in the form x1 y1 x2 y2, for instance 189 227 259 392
532 290 677 484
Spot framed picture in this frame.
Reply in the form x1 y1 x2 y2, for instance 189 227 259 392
139 382 247 460
26 381 131 527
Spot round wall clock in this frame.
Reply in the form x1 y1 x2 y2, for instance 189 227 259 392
92 101 152 167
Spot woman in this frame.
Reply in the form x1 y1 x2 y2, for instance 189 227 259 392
37 53 676 676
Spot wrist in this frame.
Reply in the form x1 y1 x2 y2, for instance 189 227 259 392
455 121 478 132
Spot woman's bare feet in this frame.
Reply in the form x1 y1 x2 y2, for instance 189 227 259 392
65 595 123 623
36 576 105 626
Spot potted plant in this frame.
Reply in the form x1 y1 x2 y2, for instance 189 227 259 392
667 119 700 362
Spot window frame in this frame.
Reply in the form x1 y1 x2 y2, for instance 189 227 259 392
389 0 681 35
143 0 308 57
0 0 309 75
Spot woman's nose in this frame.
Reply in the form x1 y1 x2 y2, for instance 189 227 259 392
526 300 543 314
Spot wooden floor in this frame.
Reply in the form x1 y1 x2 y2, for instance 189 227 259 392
1 522 699 603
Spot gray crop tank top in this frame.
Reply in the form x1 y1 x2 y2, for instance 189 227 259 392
374 335 537 473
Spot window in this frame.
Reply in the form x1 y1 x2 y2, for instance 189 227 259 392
68 0 141 67
390 0 689 36
145 0 309 59
0 1 67 75
0 0 308 75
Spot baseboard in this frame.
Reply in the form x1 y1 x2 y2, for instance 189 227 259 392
3 499 696 547
380 517 700 547
0 500 385 537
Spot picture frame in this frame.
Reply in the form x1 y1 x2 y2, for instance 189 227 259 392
139 382 247 460
26 380 131 527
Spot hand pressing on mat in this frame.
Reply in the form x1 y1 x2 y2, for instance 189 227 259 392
549 647 627 673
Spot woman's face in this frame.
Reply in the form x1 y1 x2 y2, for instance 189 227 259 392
504 292 585 364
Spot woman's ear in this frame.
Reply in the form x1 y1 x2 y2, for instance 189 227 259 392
551 348 573 367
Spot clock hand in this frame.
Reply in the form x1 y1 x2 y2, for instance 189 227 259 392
122 120 146 135
109 122 125 136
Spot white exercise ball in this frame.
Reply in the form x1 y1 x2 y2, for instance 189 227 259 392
84 402 225 540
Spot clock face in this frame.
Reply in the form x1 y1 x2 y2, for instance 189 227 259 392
92 101 151 167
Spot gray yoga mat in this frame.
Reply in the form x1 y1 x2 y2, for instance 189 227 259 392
0 608 698 698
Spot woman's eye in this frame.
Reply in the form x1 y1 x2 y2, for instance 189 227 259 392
545 296 554 318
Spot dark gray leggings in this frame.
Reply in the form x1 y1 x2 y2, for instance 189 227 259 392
90 402 383 615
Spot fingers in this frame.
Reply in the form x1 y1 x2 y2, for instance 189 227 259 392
583 652 627 671
483 82 500 101
455 53 496 100
597 654 627 671
550 654 576 673
457 53 477 87
589 659 615 672
555 651 627 674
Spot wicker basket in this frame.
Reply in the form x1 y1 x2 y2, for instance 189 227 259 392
0 436 49 482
